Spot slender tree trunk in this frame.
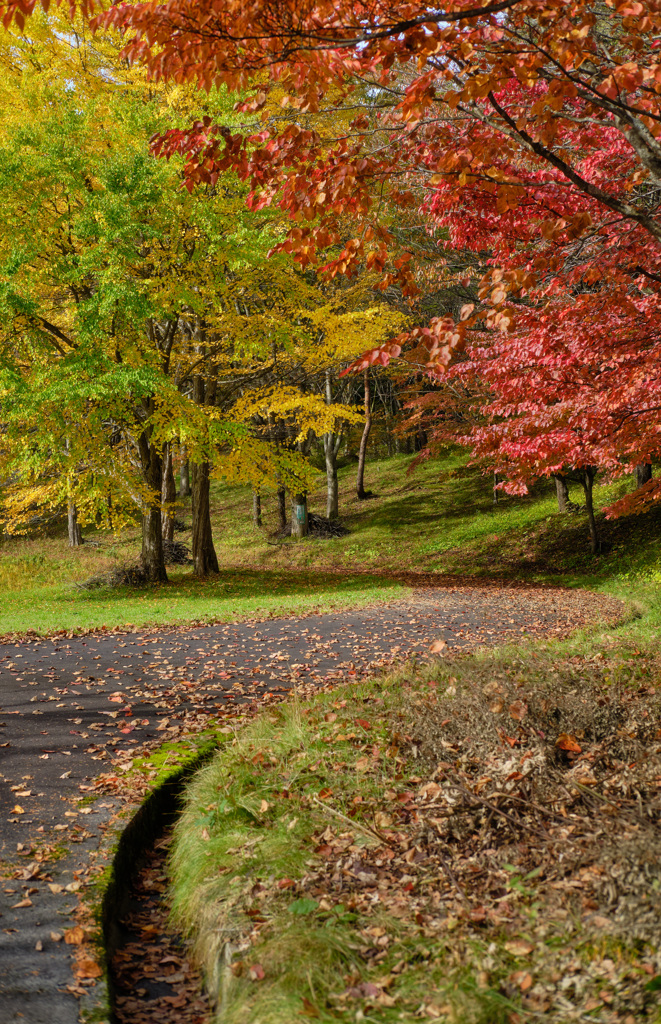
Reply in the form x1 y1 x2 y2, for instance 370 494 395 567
291 493 308 538
65 438 83 546
635 463 652 488
67 503 83 547
138 430 168 583
356 368 372 500
385 411 394 456
277 487 287 531
252 490 262 527
554 474 569 512
581 468 600 555
179 448 191 498
325 443 339 519
323 369 342 519
191 372 219 576
162 443 177 544
493 472 499 506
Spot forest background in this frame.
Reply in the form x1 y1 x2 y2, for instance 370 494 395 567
1 0 661 628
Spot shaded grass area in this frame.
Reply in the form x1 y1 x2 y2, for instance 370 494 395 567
0 450 659 634
0 566 405 636
169 591 661 1024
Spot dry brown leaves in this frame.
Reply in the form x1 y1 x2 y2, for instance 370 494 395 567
111 838 210 1024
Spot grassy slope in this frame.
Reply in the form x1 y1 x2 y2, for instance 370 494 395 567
1 450 659 635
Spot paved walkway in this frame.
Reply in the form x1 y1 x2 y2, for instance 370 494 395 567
0 585 618 1022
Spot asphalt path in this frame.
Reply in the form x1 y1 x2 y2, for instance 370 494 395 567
0 585 619 1023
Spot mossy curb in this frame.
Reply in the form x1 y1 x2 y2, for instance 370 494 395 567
81 736 222 1024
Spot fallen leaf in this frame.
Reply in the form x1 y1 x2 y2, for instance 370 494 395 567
508 700 527 721
511 970 533 991
249 963 265 981
75 959 103 979
556 733 582 753
64 925 85 945
12 899 32 908
505 940 534 956
430 640 447 654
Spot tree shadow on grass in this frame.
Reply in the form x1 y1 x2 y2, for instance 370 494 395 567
76 567 404 604
435 504 661 583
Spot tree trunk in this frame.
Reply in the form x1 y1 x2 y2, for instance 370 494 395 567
190 360 220 576
67 503 83 547
291 493 308 538
493 472 499 506
325 443 339 519
323 369 342 519
162 443 177 544
635 463 652 488
554 474 569 512
179 446 191 498
385 412 394 456
191 460 219 575
277 487 287 531
356 368 372 499
252 490 262 527
138 427 168 583
581 468 600 555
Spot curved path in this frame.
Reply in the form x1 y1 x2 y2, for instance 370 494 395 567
0 584 619 1023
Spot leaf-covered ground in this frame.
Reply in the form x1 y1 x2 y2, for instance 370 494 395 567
169 637 661 1024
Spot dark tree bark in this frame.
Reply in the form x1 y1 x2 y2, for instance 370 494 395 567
137 426 168 583
179 447 191 498
162 442 177 544
291 493 308 538
581 467 600 555
67 503 83 547
191 460 219 575
277 487 287 531
554 474 569 512
356 368 372 500
252 490 262 527
635 463 653 488
323 369 342 519
191 372 219 576
493 472 499 506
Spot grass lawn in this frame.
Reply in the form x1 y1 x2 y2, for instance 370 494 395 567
1 450 660 635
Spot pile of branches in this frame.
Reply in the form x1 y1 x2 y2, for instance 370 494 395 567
163 539 192 564
75 564 148 590
308 513 350 537
275 513 350 539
